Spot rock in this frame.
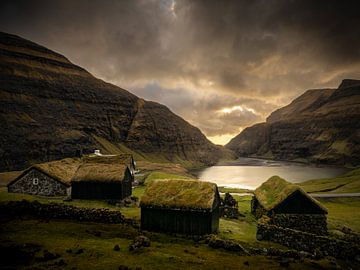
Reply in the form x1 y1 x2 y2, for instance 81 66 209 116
41 250 60 261
224 193 237 207
226 80 360 166
341 226 353 234
207 236 246 253
256 233 263 241
0 32 230 172
129 236 151 251
114 244 121 251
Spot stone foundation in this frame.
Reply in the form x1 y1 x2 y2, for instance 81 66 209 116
269 214 327 235
257 217 359 259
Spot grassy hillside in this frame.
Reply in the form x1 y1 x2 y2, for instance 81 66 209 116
299 168 360 193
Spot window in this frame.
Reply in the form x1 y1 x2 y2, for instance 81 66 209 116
33 178 39 185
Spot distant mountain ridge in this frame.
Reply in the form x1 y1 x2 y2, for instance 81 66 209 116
226 79 360 166
0 32 230 171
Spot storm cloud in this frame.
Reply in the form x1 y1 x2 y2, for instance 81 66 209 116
1 0 359 144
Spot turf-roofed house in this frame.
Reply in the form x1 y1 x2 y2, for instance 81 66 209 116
7 158 80 196
71 155 134 200
251 176 328 234
140 179 221 235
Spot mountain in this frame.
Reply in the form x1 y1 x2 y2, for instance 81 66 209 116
0 32 230 171
226 79 360 166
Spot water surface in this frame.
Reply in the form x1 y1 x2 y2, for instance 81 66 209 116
197 158 348 190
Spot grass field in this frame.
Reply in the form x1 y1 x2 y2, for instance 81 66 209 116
1 219 342 270
1 185 359 269
299 168 360 193
1 163 360 269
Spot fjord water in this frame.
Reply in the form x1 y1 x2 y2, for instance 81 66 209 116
198 158 348 190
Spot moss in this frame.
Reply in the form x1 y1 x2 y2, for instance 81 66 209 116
140 179 218 210
72 163 128 183
32 157 81 184
254 176 326 212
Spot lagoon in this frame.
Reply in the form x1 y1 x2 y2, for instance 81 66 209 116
197 158 348 190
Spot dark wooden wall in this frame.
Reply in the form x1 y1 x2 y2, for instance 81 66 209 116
71 182 122 199
274 190 327 214
122 169 132 198
71 169 133 200
141 207 219 235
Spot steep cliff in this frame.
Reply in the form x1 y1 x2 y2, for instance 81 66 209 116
226 80 360 166
0 32 229 171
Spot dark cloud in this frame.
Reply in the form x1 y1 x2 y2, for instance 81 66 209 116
0 0 359 143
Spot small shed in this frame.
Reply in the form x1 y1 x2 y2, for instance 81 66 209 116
251 176 328 234
140 179 220 235
7 158 80 196
71 158 133 200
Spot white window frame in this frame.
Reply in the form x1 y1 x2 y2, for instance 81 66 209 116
33 178 39 185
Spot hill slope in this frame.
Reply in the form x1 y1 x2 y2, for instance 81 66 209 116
0 32 229 171
226 80 360 166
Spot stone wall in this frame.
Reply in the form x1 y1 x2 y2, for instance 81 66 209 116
8 169 68 196
251 197 267 218
0 200 129 224
269 214 327 235
257 217 359 259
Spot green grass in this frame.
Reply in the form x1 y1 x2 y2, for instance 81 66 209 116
218 187 253 194
0 219 340 270
219 196 257 243
299 168 360 193
318 197 360 232
0 170 22 187
144 171 194 185
0 184 359 269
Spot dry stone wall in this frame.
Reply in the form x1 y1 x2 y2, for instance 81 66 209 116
269 214 327 235
0 200 129 224
8 169 68 196
257 218 359 259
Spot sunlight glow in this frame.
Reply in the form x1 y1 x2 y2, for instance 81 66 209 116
207 133 239 145
219 105 257 114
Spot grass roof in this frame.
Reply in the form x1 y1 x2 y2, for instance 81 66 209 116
8 155 133 186
72 162 128 183
140 179 219 211
7 158 81 187
82 154 133 166
254 176 327 212
33 158 81 184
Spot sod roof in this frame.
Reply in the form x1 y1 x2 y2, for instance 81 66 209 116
140 179 219 211
72 162 128 183
8 158 81 187
83 154 134 166
254 176 327 213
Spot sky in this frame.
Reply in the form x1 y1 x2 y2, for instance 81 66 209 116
0 0 359 145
